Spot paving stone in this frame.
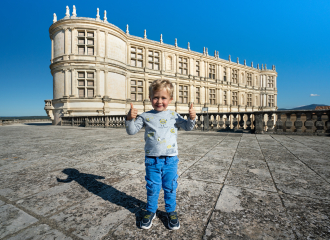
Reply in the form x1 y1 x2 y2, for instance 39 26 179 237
181 155 232 183
16 182 92 216
7 224 72 240
204 185 295 239
0 204 38 239
281 194 330 239
225 159 276 192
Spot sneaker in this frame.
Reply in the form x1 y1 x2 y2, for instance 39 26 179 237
167 211 180 230
140 211 156 229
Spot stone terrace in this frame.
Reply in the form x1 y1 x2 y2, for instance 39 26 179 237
0 123 330 240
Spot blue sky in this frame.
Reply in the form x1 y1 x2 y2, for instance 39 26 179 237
0 0 329 116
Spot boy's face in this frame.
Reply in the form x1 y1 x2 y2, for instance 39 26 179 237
150 88 173 112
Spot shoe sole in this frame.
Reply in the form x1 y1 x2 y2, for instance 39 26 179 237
140 214 156 230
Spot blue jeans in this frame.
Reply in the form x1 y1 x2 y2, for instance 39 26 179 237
145 156 179 213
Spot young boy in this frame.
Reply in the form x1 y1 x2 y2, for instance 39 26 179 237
125 79 196 230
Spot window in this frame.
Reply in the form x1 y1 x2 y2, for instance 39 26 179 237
209 89 215 104
232 92 238 106
196 87 200 104
77 30 94 55
209 64 215 79
232 69 238 84
148 50 160 70
130 80 143 101
247 73 252 86
247 93 252 106
196 61 200 76
268 76 274 88
130 47 143 67
223 67 227 81
268 95 274 107
77 71 94 98
179 57 188 75
178 85 188 103
223 91 227 105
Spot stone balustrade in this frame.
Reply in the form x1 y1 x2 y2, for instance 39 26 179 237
61 109 330 135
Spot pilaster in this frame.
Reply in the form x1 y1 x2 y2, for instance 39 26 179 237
70 69 76 97
96 69 101 97
104 70 109 98
64 69 69 97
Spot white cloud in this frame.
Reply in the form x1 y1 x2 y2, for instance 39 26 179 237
310 94 320 97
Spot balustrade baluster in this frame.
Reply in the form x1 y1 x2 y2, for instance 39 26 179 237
233 113 238 131
304 113 313 134
245 114 252 130
267 112 274 133
238 113 244 132
285 113 293 132
326 113 330 133
225 114 231 130
294 112 303 133
218 114 224 130
315 112 325 134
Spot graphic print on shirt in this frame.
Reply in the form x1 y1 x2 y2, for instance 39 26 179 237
166 143 176 154
159 119 168 128
146 116 154 122
170 128 175 133
157 137 166 144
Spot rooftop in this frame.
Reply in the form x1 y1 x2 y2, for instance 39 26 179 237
0 123 329 239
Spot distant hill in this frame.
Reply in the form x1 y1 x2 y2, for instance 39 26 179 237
0 116 50 120
278 104 327 111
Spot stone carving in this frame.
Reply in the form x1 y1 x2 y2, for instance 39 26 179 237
244 59 246 66
104 10 107 22
53 13 57 23
96 8 100 20
214 50 216 57
237 57 239 64
72 5 77 17
257 63 259 69
265 64 267 69
160 34 163 44
175 38 177 47
206 48 208 56
229 55 231 62
65 6 70 18
144 29 147 39
203 47 206 55
126 24 129 34
187 42 190 51
251 61 253 67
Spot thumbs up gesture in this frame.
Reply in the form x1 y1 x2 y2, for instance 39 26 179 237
189 103 196 120
127 103 138 120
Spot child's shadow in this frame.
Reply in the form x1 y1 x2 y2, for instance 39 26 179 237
57 168 167 228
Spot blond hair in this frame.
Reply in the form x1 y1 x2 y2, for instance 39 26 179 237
149 79 174 99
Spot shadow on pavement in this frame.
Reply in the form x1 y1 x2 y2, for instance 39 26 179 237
57 168 168 228
24 123 52 126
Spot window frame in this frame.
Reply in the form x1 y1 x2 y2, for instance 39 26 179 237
247 93 252 107
232 91 238 106
130 46 144 68
130 80 144 101
196 61 200 77
178 57 188 75
77 30 95 56
247 73 252 86
268 95 274 107
148 50 160 70
232 69 238 84
209 88 216 105
209 64 215 79
77 70 95 98
196 87 200 104
178 84 188 103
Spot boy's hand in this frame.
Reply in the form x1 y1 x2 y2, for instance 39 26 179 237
189 103 196 120
127 103 138 120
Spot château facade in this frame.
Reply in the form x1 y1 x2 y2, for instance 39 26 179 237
45 6 278 125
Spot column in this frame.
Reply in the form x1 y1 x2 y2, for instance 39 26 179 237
175 54 179 74
96 30 100 57
51 37 54 63
104 70 108 97
105 31 108 59
64 28 69 56
227 67 231 83
64 70 69 97
275 94 277 107
144 78 149 100
71 28 75 54
96 69 101 97
274 76 277 89
145 47 149 69
190 84 194 103
71 69 76 97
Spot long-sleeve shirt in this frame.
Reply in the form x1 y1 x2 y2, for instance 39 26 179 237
126 110 195 156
